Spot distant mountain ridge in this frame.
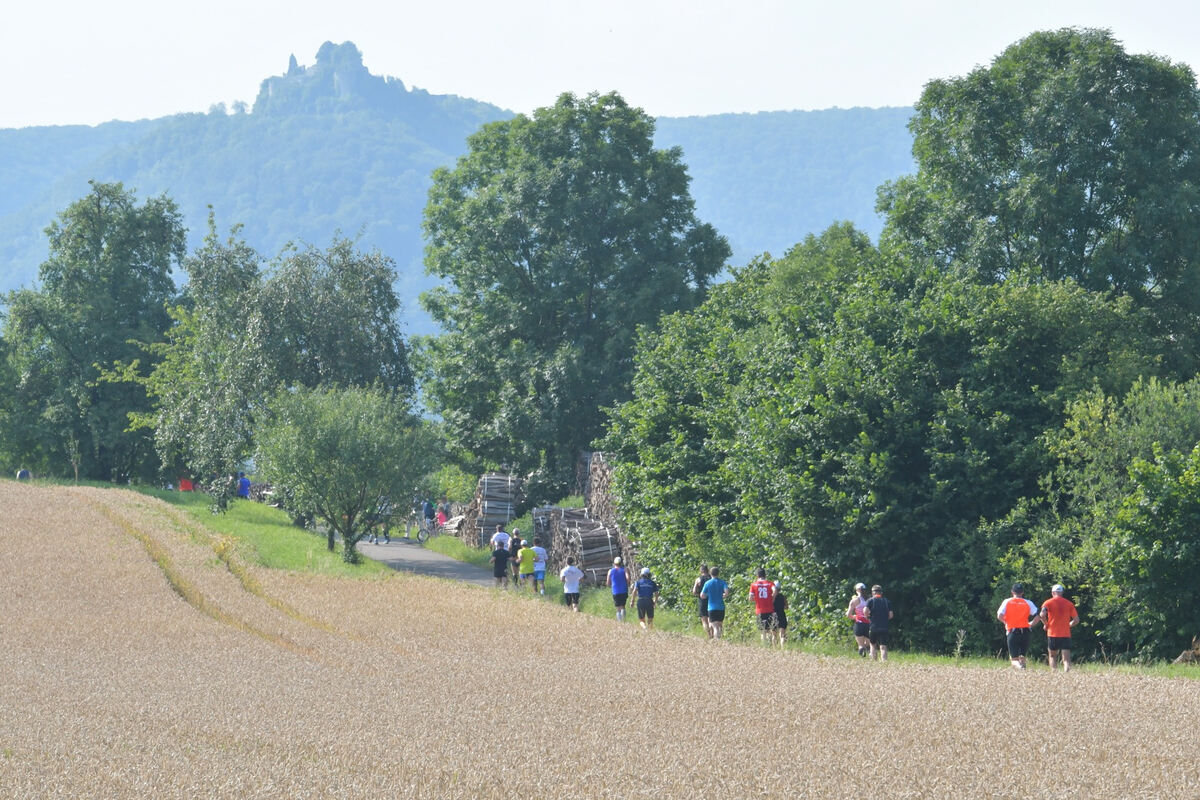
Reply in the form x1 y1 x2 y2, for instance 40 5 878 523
0 42 914 334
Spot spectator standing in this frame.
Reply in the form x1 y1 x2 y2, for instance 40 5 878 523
422 498 435 530
700 567 731 639
178 476 194 492
531 537 549 594
236 471 251 499
847 582 871 657
560 557 584 611
15 468 31 481
864 585 894 661
1039 584 1079 672
997 583 1040 670
772 581 789 648
749 569 777 644
633 567 661 630
607 557 630 622
437 496 450 527
693 565 713 638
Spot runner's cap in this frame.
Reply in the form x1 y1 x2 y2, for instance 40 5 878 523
1052 584 1065 594
613 557 622 565
641 567 651 576
854 582 866 590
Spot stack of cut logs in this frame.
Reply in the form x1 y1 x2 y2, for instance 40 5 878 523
460 474 520 548
534 452 637 584
533 507 630 586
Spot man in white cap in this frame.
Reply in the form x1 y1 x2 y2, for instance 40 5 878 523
606 557 630 621
846 582 871 656
632 567 661 630
1039 584 1079 672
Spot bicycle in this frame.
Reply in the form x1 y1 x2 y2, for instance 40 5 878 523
404 512 438 543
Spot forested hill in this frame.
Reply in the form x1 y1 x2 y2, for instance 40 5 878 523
0 41 914 333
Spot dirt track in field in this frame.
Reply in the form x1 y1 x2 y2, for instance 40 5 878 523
1 481 1197 798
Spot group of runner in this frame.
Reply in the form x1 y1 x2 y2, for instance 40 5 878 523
488 522 1080 667
996 582 1080 671
488 523 549 595
845 583 893 660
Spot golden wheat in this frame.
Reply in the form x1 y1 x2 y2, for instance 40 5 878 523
0 481 1196 798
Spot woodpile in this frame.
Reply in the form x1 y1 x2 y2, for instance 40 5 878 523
536 452 637 584
532 507 629 587
459 474 521 548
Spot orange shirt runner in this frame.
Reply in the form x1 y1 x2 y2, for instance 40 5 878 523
1041 595 1078 639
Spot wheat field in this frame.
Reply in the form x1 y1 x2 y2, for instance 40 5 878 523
0 481 1196 799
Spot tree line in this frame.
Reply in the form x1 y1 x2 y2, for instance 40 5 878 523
2 28 1199 658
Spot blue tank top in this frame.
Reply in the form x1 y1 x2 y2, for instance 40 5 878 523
608 567 628 594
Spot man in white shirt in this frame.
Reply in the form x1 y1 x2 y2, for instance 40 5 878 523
532 536 549 594
560 557 584 611
489 523 511 552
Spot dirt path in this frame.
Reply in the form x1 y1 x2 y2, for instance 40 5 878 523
355 536 495 587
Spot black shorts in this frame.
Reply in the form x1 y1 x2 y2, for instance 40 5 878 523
564 592 580 606
774 613 788 630
757 612 775 630
869 629 890 646
854 621 871 638
637 598 655 620
709 609 725 622
613 592 628 607
493 567 508 579
698 599 709 618
1007 628 1031 658
1047 636 1072 652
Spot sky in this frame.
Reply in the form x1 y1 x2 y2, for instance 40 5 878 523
3 0 1199 129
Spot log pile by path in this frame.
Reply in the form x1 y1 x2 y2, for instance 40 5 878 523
534 452 636 584
459 474 520 548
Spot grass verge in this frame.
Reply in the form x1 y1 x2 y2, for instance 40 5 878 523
128 485 390 578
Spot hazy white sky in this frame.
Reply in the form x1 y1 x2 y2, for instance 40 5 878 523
3 0 1199 128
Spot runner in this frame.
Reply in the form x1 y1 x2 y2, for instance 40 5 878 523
1039 584 1079 672
772 581 789 648
607 557 630 622
633 567 661 631
560 557 584 612
508 528 522 584
531 536 549 595
516 538 537 590
864 585 893 661
700 567 731 639
846 582 871 656
489 542 511 589
749 569 777 645
997 583 1040 670
693 565 713 638
488 523 510 552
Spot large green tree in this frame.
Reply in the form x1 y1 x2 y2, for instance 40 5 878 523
255 385 432 562
122 217 268 504
2 182 185 480
420 91 729 496
126 227 413 506
878 28 1200 368
259 236 412 392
